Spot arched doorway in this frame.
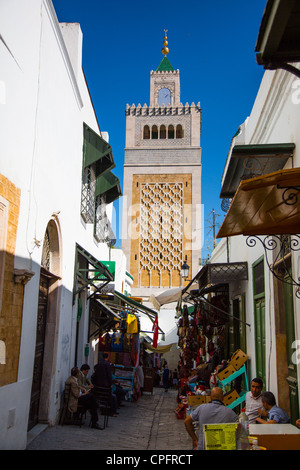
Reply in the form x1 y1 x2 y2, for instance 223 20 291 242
28 218 61 430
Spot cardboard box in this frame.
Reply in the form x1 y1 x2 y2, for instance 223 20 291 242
187 395 207 407
229 349 248 370
223 389 240 407
217 364 236 382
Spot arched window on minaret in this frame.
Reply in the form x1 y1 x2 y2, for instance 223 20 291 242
143 125 150 139
168 125 174 139
160 125 166 139
152 125 158 139
176 124 183 138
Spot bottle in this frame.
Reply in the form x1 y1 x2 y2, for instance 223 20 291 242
239 408 249 435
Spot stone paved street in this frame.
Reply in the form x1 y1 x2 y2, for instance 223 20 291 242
27 387 193 451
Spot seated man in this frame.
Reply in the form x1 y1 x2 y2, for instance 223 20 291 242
256 391 290 424
245 377 263 423
92 354 118 417
184 387 238 450
65 366 103 429
78 364 94 392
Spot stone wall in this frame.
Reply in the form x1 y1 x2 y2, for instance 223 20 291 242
0 174 22 386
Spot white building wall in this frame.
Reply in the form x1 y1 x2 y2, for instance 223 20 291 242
212 66 300 397
0 0 124 449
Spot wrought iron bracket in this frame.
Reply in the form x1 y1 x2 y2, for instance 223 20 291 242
278 184 300 205
246 235 300 299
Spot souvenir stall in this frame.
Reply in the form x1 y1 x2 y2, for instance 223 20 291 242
97 311 141 400
175 282 249 419
97 291 163 401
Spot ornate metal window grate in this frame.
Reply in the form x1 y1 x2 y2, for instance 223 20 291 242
81 165 96 223
198 262 248 290
41 229 50 271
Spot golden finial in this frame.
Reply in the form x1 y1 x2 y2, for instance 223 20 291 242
162 29 169 56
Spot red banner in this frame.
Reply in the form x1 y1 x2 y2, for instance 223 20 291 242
152 315 159 348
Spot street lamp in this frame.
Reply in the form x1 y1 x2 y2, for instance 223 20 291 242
181 261 190 279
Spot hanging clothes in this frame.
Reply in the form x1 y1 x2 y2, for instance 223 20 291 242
104 332 112 351
152 315 159 349
111 331 123 352
126 313 139 334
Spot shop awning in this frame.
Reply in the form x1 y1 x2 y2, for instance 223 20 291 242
149 284 198 310
114 291 157 318
220 143 294 198
182 263 248 295
217 168 300 238
89 298 121 339
113 291 164 335
73 244 113 300
95 170 122 205
83 123 116 176
255 0 300 76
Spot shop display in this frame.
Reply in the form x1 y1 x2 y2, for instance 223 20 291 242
176 286 250 417
98 310 144 401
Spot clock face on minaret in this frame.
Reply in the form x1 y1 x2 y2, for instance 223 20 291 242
158 87 171 106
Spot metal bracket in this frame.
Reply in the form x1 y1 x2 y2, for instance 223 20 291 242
246 235 300 298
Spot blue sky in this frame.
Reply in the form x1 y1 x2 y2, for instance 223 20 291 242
53 0 266 257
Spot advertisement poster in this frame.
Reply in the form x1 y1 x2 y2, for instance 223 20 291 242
203 423 237 450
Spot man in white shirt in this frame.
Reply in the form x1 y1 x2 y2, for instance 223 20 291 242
245 377 263 423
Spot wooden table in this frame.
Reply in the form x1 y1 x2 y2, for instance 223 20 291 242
249 424 300 450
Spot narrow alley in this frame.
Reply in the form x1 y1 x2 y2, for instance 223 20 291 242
27 387 192 451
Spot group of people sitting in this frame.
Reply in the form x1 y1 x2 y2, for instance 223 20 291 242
64 353 126 430
184 376 291 450
244 377 290 425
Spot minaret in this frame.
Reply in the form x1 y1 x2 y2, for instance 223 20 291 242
122 32 202 303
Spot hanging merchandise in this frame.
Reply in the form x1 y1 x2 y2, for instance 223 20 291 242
126 313 139 334
204 323 214 338
119 311 128 331
152 315 159 349
196 303 207 327
123 333 130 352
111 331 123 352
98 334 106 351
104 332 112 351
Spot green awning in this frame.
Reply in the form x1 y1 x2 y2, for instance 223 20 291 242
95 170 122 204
113 291 164 334
83 123 115 176
114 291 157 318
73 244 113 301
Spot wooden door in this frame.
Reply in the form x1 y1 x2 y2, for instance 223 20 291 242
27 273 49 431
254 297 266 388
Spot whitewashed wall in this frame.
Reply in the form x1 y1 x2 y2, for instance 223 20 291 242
0 0 122 449
212 65 300 396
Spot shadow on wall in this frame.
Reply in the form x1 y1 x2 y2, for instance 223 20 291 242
0 251 75 430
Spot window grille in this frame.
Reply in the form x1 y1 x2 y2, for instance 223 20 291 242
81 165 96 223
41 229 50 271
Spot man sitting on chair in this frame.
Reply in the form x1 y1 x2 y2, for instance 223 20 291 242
65 366 102 430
